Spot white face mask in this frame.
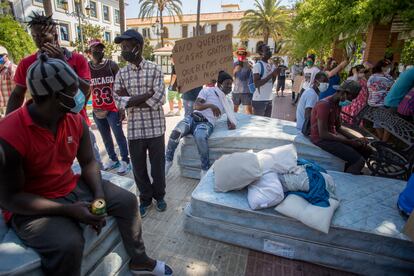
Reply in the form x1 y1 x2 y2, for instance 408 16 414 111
383 67 391 75
318 82 329 93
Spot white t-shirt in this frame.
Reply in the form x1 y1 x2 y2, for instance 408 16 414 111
296 87 318 130
194 87 225 125
302 66 320 90
252 61 275 101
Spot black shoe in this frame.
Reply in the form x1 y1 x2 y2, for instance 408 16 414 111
156 199 167 212
139 203 152 218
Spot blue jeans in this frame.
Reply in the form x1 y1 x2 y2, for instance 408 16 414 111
166 115 214 170
93 111 129 163
183 100 195 117
89 129 103 169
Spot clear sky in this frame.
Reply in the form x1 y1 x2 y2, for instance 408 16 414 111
125 0 295 19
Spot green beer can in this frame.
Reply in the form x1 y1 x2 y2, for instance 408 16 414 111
91 199 106 215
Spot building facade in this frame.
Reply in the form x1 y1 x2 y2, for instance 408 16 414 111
11 0 121 50
126 4 276 55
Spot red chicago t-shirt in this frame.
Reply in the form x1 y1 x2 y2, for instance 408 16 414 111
0 101 84 222
310 96 341 144
89 60 118 112
14 51 92 125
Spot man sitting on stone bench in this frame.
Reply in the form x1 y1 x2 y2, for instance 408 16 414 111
165 71 237 179
0 55 172 276
310 80 372 175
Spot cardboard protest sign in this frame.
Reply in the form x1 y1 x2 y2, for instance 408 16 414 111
403 212 414 242
292 75 304 93
172 30 233 93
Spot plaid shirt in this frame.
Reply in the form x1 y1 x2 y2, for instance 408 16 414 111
114 59 166 140
0 61 17 108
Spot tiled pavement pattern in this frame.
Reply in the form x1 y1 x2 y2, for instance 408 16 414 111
92 85 352 275
245 251 354 276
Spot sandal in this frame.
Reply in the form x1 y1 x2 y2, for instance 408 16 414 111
131 260 173 276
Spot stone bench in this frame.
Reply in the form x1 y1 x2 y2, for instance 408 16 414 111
0 171 136 276
184 169 414 275
177 113 346 179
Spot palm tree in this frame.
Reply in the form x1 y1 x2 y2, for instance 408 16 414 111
239 0 289 45
119 0 125 33
138 0 182 47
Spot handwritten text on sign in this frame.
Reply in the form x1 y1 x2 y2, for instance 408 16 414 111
172 30 233 93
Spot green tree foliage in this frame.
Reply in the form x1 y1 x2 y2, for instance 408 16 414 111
138 0 182 47
0 16 36 63
142 38 154 61
291 0 414 59
70 23 116 57
239 0 290 45
401 39 414 65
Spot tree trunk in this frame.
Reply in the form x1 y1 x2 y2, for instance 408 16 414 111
119 0 125 33
43 0 53 17
159 9 164 47
264 31 269 45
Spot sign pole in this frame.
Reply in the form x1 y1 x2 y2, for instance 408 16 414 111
196 0 201 36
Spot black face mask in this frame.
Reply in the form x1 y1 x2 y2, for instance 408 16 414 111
219 84 232 94
92 51 104 61
121 46 139 62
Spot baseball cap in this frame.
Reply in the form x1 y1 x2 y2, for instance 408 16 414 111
333 80 361 95
89 39 104 48
27 54 79 96
114 29 144 45
0 46 7 55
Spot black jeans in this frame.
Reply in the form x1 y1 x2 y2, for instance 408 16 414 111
252 100 273 117
129 135 166 206
11 179 147 276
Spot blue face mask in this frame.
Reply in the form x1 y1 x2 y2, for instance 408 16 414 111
0 57 4 65
60 89 85 113
339 100 352 107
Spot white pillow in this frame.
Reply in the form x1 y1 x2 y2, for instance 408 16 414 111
321 172 337 200
247 172 284 210
256 144 298 174
214 151 262 192
275 194 339 234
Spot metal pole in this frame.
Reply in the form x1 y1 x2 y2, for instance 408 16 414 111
20 0 26 22
77 4 84 52
196 0 201 36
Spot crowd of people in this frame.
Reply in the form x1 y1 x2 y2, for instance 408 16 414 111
0 11 414 275
0 14 173 276
293 54 414 175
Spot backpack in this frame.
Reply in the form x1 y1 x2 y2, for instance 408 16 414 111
302 98 329 136
397 87 414 117
248 61 265 94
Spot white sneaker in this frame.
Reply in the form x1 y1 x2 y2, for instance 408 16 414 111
103 160 120 171
165 160 173 175
200 170 208 179
165 111 175 117
117 161 131 175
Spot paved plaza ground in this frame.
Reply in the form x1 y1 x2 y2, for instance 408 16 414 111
91 85 354 275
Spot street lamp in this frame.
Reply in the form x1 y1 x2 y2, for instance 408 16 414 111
63 0 88 52
151 17 163 46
